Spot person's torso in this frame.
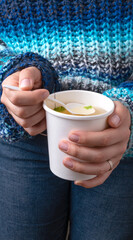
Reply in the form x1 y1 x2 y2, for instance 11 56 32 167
0 0 133 92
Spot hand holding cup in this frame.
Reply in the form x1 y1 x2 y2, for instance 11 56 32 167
1 67 49 136
59 101 131 188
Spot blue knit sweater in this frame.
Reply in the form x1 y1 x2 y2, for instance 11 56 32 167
0 0 132 158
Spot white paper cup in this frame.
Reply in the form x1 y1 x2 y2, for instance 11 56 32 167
43 90 114 181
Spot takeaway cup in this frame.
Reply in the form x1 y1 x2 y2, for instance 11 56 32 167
43 90 114 181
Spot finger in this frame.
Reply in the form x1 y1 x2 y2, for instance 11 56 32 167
68 126 130 147
107 101 131 128
8 108 45 129
63 155 121 175
1 95 42 118
74 170 112 188
2 71 20 87
3 88 49 106
24 118 46 136
19 67 42 90
59 140 126 162
75 160 120 188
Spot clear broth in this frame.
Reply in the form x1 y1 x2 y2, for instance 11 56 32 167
54 106 106 116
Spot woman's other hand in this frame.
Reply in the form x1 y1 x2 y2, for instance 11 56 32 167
1 67 49 136
59 101 131 188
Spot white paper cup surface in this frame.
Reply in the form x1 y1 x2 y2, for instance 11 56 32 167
43 90 114 181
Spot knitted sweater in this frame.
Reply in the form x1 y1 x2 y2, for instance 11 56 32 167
0 0 132 158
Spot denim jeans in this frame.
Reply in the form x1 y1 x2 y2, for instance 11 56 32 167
0 136 133 240
69 157 133 240
0 135 70 240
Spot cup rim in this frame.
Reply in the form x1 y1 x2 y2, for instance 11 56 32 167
43 90 115 120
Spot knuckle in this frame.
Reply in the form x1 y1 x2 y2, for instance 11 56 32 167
17 108 27 118
72 161 80 172
95 151 104 162
102 135 110 146
30 132 37 136
73 161 84 174
10 94 19 105
97 166 106 175
20 119 29 128
81 132 89 143
72 145 80 158
25 128 36 136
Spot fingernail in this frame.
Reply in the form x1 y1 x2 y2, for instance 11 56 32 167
59 142 68 152
111 114 120 126
20 79 31 88
64 159 73 168
43 91 49 99
74 181 82 186
69 134 79 142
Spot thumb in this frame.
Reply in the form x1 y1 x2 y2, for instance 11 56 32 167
19 67 42 90
107 101 122 128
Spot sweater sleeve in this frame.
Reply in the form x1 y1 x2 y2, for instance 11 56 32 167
0 51 60 143
103 80 133 157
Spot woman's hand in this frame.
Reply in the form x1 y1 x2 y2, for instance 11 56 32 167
1 67 49 136
59 101 131 188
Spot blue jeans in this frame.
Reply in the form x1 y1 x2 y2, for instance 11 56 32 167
69 158 133 240
0 136 133 240
0 135 70 240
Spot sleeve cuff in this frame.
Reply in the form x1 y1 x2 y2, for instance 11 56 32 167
1 52 60 92
103 87 133 157
0 52 60 142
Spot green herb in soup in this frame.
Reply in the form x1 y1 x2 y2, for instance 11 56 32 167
84 105 92 110
54 106 65 112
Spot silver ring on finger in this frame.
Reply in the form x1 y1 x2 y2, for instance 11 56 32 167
107 160 113 171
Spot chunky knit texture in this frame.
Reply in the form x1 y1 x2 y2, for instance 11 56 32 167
0 0 132 157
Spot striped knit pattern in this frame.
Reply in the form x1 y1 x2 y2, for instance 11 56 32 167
0 0 132 157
